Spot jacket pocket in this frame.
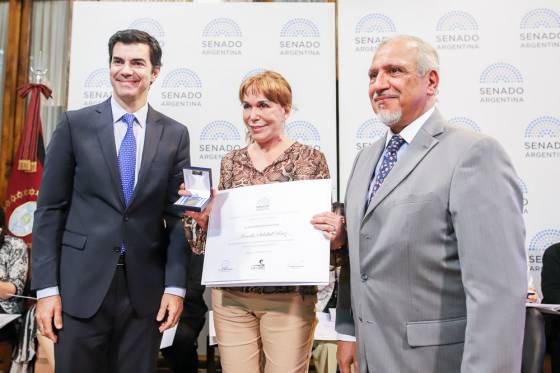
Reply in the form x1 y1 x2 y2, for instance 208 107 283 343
62 230 87 250
406 317 466 347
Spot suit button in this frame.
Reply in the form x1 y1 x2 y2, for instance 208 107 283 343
112 247 120 253
123 215 129 221
361 273 368 281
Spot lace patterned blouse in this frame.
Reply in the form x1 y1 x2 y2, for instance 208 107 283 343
187 142 330 294
0 235 28 314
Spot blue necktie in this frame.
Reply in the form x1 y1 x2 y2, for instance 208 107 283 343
118 113 137 207
366 134 406 206
118 113 136 254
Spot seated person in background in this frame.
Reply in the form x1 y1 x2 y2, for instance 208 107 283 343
0 207 29 343
162 252 208 373
542 242 560 373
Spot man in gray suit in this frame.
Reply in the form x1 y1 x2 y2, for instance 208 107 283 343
32 29 190 373
312 35 526 372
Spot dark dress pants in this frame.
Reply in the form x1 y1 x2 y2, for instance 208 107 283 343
161 253 207 373
546 314 560 373
55 266 162 373
160 299 206 373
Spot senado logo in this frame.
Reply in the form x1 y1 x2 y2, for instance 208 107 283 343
201 18 243 55
479 63 524 104
354 13 397 52
285 121 321 149
84 68 110 88
82 68 111 106
516 177 528 214
279 18 321 56
435 10 480 50
355 118 387 151
256 197 270 212
520 8 560 48
448 116 481 133
129 18 165 47
160 68 202 108
199 120 243 160
524 116 560 159
528 229 560 272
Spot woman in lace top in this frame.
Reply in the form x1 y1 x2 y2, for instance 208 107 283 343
0 208 29 343
182 71 330 373
0 208 28 315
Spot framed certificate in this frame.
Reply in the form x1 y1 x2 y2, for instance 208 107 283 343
174 167 212 212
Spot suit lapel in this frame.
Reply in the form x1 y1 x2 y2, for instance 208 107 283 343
94 99 125 209
362 109 445 222
129 106 163 207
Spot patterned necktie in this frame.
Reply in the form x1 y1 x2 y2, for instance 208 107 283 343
118 113 137 207
118 113 136 255
366 134 406 206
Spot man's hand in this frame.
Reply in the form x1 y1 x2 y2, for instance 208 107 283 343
337 340 359 373
311 211 346 250
36 295 63 343
156 293 183 333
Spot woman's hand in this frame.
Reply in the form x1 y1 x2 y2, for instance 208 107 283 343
179 184 217 231
311 211 346 250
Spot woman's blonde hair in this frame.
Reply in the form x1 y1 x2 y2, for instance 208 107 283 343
239 70 292 111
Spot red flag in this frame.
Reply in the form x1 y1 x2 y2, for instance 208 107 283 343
4 83 51 245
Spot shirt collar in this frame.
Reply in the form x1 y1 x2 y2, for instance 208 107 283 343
385 106 436 146
111 96 148 128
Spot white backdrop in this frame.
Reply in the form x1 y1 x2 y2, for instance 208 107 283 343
338 0 560 295
68 1 337 192
66 0 560 296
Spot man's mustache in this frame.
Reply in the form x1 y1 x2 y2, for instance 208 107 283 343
373 93 399 101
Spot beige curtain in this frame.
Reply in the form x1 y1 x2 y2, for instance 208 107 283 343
0 1 10 143
30 1 71 146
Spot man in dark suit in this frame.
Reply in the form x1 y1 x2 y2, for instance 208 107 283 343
31 29 190 373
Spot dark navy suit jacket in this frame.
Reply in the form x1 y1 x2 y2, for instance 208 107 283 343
32 98 190 318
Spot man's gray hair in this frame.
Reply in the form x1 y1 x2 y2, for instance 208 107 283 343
377 35 440 76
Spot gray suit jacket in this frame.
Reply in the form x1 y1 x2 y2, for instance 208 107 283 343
336 109 526 372
31 99 190 318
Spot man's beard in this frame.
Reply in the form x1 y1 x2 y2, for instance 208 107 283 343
377 110 402 126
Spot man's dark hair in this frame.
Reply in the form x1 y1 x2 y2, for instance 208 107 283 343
108 29 162 69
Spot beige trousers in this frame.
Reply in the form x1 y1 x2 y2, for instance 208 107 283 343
312 341 338 373
212 289 317 373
